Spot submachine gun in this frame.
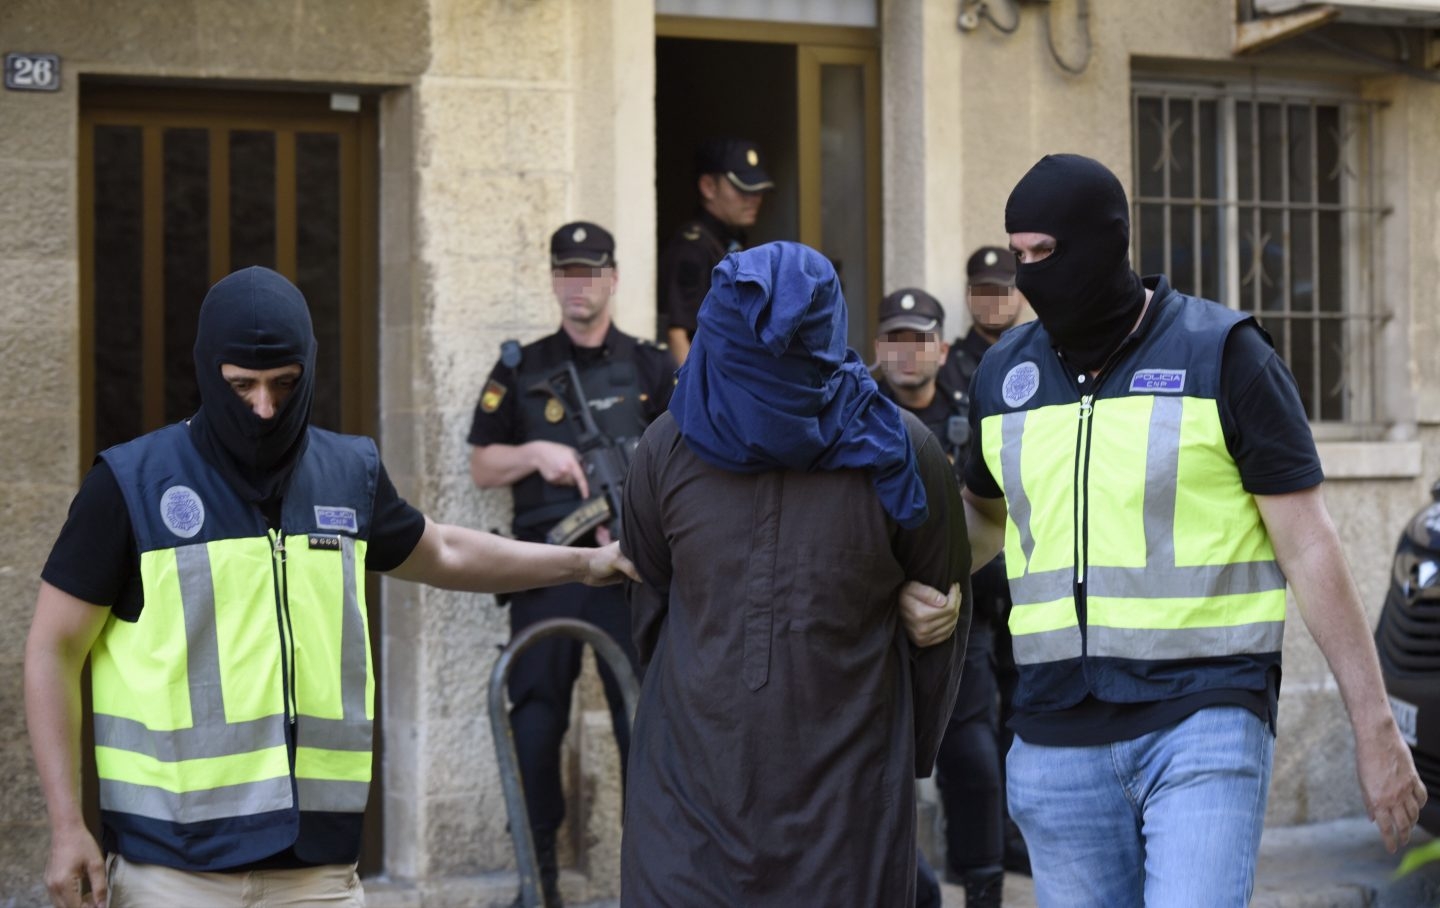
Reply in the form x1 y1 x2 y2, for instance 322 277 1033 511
527 361 638 547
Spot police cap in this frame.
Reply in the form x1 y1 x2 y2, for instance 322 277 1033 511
550 221 615 268
695 137 774 193
877 287 945 335
966 246 1017 287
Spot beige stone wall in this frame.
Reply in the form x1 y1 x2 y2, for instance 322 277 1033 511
0 82 79 906
384 0 653 898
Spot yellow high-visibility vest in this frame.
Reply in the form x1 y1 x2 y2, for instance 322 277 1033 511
96 423 376 867
972 286 1287 709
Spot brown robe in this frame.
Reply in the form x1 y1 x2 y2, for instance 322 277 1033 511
619 411 970 907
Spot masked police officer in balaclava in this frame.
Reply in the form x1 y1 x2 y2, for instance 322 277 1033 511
27 266 637 908
957 154 1424 907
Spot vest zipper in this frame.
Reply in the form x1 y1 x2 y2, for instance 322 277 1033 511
1075 393 1095 641
271 530 297 727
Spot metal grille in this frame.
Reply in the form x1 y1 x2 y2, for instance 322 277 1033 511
1131 82 1386 425
1377 586 1440 674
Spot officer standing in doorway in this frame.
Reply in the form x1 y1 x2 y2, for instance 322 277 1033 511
657 137 773 364
468 222 676 908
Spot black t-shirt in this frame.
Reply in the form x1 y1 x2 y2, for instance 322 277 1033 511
42 456 426 621
656 210 743 339
467 325 676 449
876 378 966 487
964 281 1322 745
938 327 992 396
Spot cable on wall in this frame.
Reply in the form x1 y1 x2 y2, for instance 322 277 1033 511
1043 0 1091 76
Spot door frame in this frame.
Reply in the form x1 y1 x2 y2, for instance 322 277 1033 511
655 16 883 338
796 44 883 337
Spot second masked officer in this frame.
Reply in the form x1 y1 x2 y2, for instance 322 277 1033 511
468 221 677 908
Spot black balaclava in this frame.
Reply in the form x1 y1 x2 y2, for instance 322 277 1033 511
188 266 316 503
1004 153 1146 372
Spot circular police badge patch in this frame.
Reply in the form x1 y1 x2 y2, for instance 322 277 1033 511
1002 361 1040 408
160 485 205 539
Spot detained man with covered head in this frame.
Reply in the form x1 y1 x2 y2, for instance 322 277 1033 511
958 154 1425 906
619 242 970 906
25 266 639 908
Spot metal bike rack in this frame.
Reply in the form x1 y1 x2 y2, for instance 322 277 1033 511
488 617 640 908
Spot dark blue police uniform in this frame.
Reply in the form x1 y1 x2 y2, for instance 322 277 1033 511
467 325 674 848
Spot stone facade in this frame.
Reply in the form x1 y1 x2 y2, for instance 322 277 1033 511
2 0 1439 903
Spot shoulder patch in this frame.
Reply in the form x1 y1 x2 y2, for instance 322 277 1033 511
480 379 507 413
160 485 205 539
1001 362 1040 408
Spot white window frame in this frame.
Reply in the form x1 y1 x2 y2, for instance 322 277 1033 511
1131 76 1390 438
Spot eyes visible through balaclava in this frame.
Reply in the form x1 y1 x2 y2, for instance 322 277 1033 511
1004 154 1146 372
188 267 316 500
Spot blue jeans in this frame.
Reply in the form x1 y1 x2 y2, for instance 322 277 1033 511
1007 705 1274 908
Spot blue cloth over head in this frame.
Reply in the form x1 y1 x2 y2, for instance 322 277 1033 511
670 241 929 528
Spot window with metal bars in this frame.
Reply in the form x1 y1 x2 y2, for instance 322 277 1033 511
1131 80 1385 428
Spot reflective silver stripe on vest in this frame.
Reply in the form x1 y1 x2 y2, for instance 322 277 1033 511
295 536 372 814
1089 621 1285 660
99 775 293 824
94 714 286 761
998 411 1036 567
94 544 287 761
1008 568 1073 608
1010 561 1286 607
297 778 371 813
1143 396 1183 564
1010 624 1084 665
296 535 372 756
180 544 225 721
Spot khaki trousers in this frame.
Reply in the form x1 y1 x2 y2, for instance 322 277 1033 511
108 854 365 907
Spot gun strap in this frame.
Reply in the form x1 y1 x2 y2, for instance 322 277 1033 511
544 496 613 546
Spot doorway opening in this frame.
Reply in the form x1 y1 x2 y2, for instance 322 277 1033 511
655 19 880 350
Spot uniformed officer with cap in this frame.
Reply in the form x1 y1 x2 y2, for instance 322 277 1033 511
468 221 676 908
939 245 1028 392
657 136 774 364
871 281 1015 908
923 245 1031 904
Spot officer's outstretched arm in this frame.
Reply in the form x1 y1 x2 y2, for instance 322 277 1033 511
387 517 637 592
962 485 1008 569
24 582 109 908
1256 485 1427 853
